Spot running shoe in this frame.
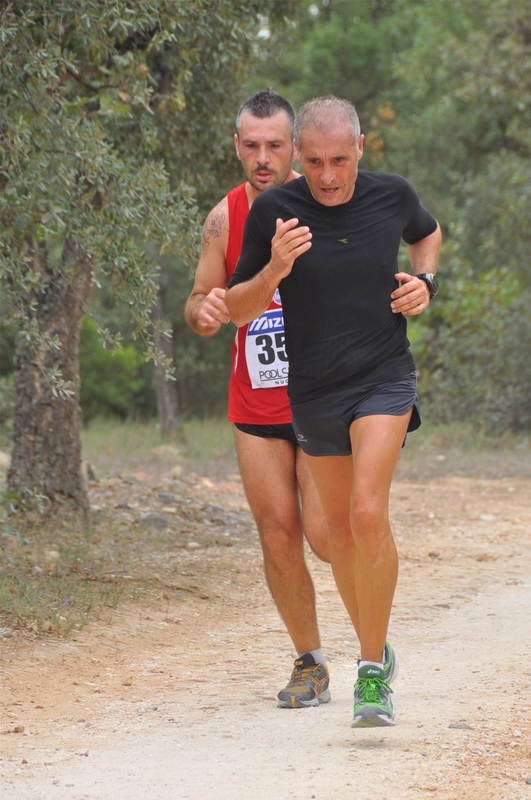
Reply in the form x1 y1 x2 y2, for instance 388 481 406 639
382 641 399 684
351 664 395 728
277 652 331 709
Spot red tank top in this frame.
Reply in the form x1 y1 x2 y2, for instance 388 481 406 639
226 183 291 424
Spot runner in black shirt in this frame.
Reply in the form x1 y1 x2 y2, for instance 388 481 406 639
230 170 436 402
226 96 441 728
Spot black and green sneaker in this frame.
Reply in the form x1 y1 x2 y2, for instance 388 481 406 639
351 664 395 728
277 652 331 709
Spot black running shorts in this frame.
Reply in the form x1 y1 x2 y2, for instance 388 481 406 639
290 371 421 457
234 422 299 447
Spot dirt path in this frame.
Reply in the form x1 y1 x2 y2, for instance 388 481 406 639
1 472 531 799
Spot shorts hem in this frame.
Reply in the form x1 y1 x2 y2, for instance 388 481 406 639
300 447 352 457
229 417 292 425
355 407 417 423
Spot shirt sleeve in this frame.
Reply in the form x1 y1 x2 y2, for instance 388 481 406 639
396 176 438 244
226 197 275 288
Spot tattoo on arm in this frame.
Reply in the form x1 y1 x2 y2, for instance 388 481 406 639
202 208 226 248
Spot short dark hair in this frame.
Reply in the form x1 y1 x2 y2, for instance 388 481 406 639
235 89 295 134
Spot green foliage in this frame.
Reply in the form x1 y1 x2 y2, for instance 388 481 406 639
0 0 305 469
0 315 16 377
0 2 194 378
458 154 531 285
0 0 300 370
378 0 531 432
86 251 234 420
79 317 146 423
247 0 418 170
174 317 234 417
382 0 531 223
0 374 14 447
245 0 531 433
143 247 236 419
3 0 530 435
419 265 531 433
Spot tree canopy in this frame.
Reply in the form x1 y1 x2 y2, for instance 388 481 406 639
247 0 531 432
2 0 531 507
0 0 300 507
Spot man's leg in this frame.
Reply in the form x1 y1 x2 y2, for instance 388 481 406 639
295 447 329 563
301 451 360 636
304 412 411 725
303 412 411 659
233 426 321 655
347 412 410 661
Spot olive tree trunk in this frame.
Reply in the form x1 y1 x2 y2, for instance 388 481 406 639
7 239 92 514
154 285 179 435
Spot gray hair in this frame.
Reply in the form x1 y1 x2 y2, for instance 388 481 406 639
294 96 361 147
235 89 295 135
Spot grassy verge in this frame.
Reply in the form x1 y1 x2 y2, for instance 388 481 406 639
396 422 531 480
1 418 530 638
0 417 238 638
81 416 237 478
0 509 129 637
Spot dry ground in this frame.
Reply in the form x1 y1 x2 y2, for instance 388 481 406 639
1 454 531 799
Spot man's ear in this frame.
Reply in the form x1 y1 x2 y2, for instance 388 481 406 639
292 138 299 161
234 133 241 161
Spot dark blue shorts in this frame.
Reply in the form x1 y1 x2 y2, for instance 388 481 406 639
234 422 298 447
290 371 420 457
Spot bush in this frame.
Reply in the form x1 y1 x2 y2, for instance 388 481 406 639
419 268 531 433
79 317 147 423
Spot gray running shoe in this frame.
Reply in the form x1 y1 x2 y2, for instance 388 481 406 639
351 664 395 728
277 652 331 709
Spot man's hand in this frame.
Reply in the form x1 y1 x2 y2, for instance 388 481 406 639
225 218 312 327
390 273 431 316
186 287 230 336
199 287 230 326
269 217 312 280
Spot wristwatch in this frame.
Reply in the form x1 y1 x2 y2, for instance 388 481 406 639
416 273 439 299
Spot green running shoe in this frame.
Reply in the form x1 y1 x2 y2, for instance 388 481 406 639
382 641 399 684
277 652 331 709
351 664 395 728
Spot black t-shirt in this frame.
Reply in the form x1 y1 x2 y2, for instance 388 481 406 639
228 171 438 403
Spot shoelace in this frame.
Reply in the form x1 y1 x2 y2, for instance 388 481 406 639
290 664 318 686
355 677 393 703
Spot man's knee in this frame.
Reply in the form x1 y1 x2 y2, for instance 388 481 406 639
257 519 304 555
350 499 390 549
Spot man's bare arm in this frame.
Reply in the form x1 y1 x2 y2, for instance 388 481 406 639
225 217 312 326
184 198 231 337
390 223 442 317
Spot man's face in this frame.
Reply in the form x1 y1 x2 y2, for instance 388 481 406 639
298 125 364 207
234 110 296 193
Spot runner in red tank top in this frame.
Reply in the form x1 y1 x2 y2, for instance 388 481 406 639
225 182 291 424
185 91 330 709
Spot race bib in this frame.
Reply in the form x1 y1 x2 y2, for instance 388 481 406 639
245 308 289 389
